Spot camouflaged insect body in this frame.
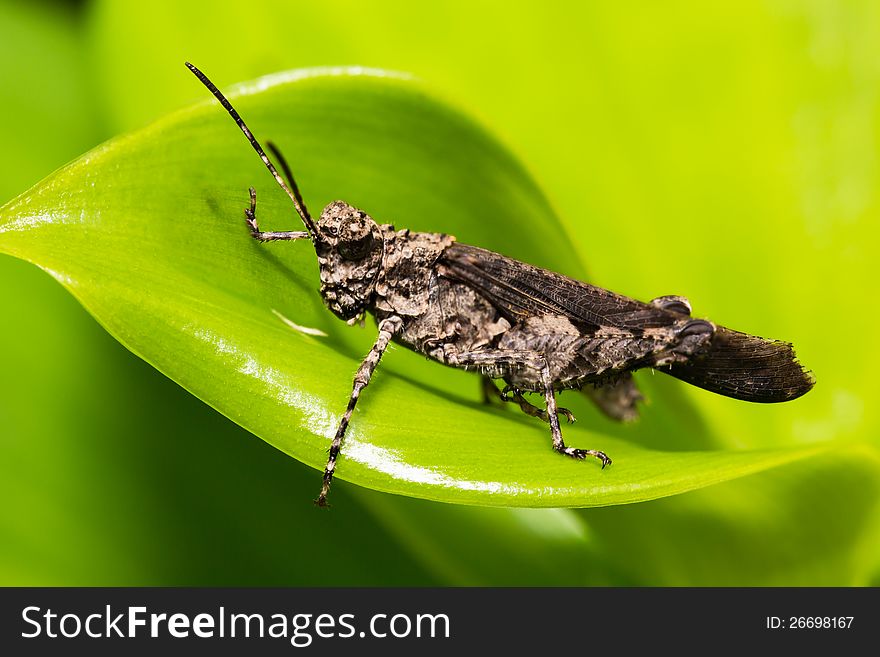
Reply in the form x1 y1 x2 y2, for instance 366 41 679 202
186 62 815 506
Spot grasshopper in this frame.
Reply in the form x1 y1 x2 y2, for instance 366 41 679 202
186 63 814 506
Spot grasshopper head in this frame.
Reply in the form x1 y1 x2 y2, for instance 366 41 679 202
314 201 385 320
182 65 384 321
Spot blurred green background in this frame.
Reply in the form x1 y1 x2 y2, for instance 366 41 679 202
1 0 878 585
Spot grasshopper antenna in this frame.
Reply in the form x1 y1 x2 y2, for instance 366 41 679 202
185 62 318 238
267 140 311 222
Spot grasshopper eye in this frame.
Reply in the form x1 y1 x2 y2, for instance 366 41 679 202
338 232 375 261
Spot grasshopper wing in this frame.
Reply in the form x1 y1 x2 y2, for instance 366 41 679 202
438 243 678 331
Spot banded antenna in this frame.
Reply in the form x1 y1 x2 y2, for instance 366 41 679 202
185 62 318 238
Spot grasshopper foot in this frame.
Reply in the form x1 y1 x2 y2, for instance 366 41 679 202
558 407 577 424
558 446 612 468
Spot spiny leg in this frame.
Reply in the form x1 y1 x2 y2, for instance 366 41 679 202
481 376 572 420
538 361 610 466
582 373 643 422
481 377 574 421
452 349 608 467
244 187 310 242
500 385 576 424
480 375 504 406
317 316 402 507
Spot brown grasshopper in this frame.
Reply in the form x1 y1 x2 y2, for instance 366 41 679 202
186 63 814 506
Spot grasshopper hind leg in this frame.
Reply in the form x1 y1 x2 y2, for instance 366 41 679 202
481 376 576 423
455 351 609 468
503 384 577 424
583 373 643 422
539 363 612 468
480 376 505 406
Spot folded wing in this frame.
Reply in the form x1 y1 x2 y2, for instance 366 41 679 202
438 243 677 332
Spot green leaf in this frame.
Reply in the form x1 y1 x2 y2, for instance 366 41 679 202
0 69 827 507
581 443 880 586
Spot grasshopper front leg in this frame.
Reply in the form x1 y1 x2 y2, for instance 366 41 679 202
245 187 310 242
317 316 403 507
451 349 610 468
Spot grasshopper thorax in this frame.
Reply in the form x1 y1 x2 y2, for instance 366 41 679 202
314 200 385 320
